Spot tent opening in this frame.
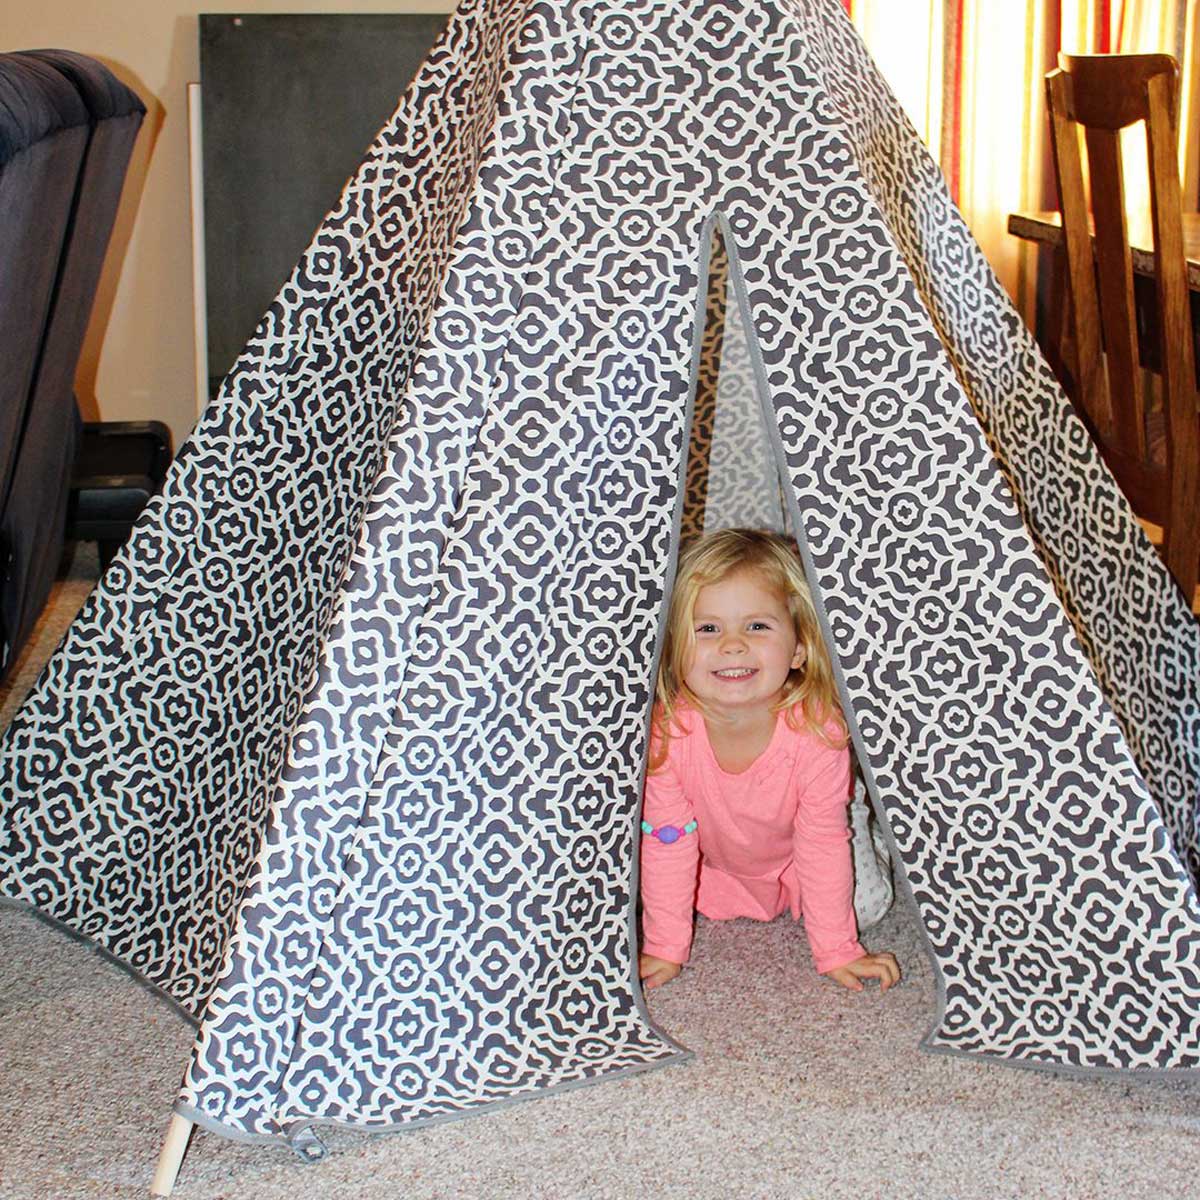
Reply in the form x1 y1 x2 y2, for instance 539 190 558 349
642 217 895 951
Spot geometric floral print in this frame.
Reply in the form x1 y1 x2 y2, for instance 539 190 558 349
3 0 1199 1154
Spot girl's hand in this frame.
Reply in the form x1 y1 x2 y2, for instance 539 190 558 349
639 953 682 990
826 951 901 993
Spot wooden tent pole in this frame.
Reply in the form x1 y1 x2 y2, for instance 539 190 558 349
149 1114 195 1198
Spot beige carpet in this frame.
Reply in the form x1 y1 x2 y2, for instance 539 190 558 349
1 547 1199 1200
0 542 100 731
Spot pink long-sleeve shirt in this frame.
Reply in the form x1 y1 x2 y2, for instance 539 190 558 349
639 705 865 974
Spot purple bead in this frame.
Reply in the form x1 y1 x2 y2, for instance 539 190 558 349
657 825 681 844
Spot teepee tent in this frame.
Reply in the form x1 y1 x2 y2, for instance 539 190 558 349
4 0 1200 1185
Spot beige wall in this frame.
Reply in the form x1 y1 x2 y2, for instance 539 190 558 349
8 0 457 448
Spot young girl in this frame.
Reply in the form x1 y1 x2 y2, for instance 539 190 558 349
639 528 901 993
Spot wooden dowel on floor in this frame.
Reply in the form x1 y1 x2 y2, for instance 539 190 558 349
150 1113 195 1199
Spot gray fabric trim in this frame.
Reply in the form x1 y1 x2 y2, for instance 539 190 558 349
174 1052 695 1151
919 1037 1200 1083
0 897 200 1027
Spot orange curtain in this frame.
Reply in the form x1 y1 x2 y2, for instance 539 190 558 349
841 1 1197 314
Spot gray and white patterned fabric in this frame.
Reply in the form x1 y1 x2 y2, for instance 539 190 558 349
3 0 1200 1153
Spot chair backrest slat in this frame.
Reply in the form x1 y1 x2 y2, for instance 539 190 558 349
1084 124 1144 457
1145 69 1200 594
1046 70 1109 430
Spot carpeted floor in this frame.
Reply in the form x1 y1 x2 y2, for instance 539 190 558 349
1 548 1199 1200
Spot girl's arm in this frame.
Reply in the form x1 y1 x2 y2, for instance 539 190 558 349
792 738 866 974
639 746 699 969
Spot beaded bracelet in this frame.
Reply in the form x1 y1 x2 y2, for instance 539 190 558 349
640 819 698 845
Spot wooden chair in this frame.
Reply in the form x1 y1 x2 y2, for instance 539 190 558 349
1045 52 1200 606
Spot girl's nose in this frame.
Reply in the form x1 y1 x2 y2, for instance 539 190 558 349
720 632 747 653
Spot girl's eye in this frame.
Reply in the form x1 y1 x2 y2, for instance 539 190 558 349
748 621 770 631
695 623 718 634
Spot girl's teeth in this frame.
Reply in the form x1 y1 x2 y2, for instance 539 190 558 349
716 668 754 678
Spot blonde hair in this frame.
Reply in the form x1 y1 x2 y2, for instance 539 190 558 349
651 528 846 768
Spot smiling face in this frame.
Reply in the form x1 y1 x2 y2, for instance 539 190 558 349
682 568 806 719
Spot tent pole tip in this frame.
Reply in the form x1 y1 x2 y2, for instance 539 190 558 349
149 1113 194 1198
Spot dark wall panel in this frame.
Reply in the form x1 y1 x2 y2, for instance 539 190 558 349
200 13 448 394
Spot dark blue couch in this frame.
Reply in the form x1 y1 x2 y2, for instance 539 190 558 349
0 51 146 677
